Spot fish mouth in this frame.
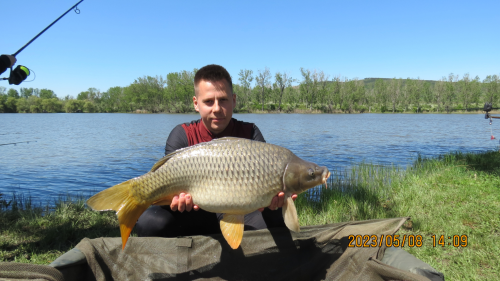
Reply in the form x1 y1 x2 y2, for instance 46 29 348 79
322 170 331 189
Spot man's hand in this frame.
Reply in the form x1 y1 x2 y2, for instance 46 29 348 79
0 55 17 75
259 192 298 212
170 193 199 212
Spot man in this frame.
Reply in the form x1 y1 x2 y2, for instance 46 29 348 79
136 64 296 238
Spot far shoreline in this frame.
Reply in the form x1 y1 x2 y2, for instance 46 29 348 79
4 110 498 115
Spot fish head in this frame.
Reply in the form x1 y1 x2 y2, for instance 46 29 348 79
284 155 330 194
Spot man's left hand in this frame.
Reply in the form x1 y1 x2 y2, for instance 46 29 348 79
259 192 297 212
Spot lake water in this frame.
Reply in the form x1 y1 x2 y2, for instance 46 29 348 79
1 113 498 206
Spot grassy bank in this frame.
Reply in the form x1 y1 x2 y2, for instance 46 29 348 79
2 151 499 280
0 195 121 264
296 151 500 280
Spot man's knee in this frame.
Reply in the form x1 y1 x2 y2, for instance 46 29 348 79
135 206 175 237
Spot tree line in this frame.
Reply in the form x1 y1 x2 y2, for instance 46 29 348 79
1 69 499 113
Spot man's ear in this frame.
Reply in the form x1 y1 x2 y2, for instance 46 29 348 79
193 96 199 112
232 93 236 110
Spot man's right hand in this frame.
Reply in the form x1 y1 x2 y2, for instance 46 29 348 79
170 192 199 212
0 55 17 75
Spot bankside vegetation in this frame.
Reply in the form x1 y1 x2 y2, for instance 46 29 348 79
1 150 499 280
1 69 499 114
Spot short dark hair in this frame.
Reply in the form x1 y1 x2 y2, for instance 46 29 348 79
194 64 233 95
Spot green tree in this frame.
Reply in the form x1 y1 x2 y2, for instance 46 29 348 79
237 69 253 112
17 96 43 113
64 99 85 113
7 88 19 99
405 78 423 113
39 89 57 99
339 78 359 113
283 85 300 106
388 78 402 113
433 79 446 112
0 94 5 113
165 70 195 113
101 86 125 112
444 73 458 113
327 76 341 112
458 73 473 110
20 87 35 99
299 68 318 110
273 72 293 112
41 98 62 112
483 75 499 105
16 98 29 112
255 67 271 111
83 101 95 113
422 81 432 105
315 71 330 107
374 79 388 111
4 97 17 112
470 76 482 108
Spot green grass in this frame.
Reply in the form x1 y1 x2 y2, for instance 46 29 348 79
0 194 120 264
1 151 499 280
296 151 500 280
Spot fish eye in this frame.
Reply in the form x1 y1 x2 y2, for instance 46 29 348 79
308 168 314 177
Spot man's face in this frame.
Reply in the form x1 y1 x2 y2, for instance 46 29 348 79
193 79 236 134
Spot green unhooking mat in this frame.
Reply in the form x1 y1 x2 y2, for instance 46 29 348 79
0 217 444 281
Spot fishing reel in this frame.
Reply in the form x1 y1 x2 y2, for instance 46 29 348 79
484 103 492 120
9 65 31 85
0 64 31 85
0 54 31 85
483 103 498 120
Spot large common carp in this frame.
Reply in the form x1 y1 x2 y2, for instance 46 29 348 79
87 137 330 250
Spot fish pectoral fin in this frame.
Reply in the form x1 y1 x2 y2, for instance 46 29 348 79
152 195 174 206
283 196 300 232
220 214 245 249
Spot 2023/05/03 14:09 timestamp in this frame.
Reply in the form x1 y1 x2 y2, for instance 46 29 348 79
347 234 468 248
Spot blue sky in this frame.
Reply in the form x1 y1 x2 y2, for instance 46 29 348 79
1 0 499 98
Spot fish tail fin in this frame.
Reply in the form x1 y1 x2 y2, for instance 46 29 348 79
86 179 149 250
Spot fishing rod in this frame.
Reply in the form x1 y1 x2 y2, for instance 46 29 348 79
480 102 500 142
13 0 84 57
0 141 37 146
0 0 84 85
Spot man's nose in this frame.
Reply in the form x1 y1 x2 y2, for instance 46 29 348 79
213 100 221 112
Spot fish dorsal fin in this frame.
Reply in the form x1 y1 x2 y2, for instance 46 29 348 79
214 137 243 141
150 146 192 172
283 196 300 232
150 138 245 172
220 213 245 249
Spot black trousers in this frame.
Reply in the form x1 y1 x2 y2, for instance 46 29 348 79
135 205 286 237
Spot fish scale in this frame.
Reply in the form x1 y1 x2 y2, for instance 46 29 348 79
87 137 330 250
138 139 289 213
